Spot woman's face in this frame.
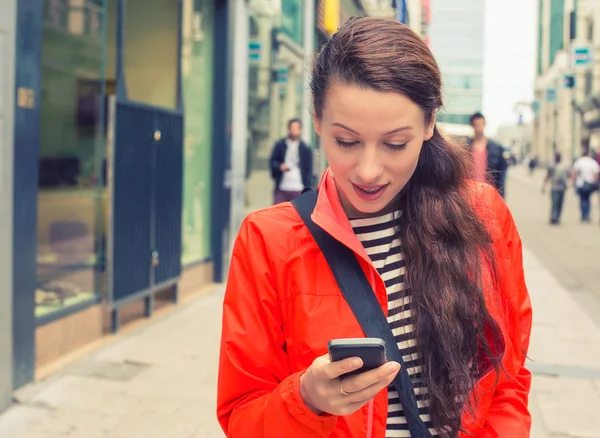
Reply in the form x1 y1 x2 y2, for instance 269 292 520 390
314 83 435 218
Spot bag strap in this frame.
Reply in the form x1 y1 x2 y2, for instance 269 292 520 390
292 190 433 438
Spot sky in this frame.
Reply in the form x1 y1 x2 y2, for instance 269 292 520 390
482 0 538 134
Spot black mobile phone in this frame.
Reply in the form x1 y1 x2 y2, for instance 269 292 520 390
328 338 386 377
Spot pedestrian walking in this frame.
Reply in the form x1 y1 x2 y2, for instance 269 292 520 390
572 146 600 223
528 155 537 175
218 17 531 438
466 113 508 198
542 152 569 225
269 118 313 205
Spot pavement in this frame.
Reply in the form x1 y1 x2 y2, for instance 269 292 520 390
504 165 600 329
0 169 599 438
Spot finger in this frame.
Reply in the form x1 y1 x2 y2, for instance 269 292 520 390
345 367 400 404
318 356 363 380
342 362 400 393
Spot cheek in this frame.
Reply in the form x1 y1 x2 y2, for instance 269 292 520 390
386 147 422 179
323 144 355 174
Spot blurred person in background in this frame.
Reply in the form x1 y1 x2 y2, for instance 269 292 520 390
467 113 508 197
542 152 569 225
527 154 538 176
269 118 313 205
219 17 531 438
572 144 600 224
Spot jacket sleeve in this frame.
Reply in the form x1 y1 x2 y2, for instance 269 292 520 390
270 141 284 179
306 146 314 187
484 190 533 437
217 216 339 437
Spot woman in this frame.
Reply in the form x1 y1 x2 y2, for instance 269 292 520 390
218 17 531 438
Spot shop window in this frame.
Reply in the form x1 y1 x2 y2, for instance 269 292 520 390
181 0 215 266
36 0 107 319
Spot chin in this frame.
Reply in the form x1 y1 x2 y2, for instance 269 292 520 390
349 196 394 216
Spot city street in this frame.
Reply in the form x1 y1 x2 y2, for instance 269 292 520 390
0 169 599 437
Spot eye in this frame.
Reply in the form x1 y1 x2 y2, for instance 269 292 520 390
334 138 360 148
385 143 408 151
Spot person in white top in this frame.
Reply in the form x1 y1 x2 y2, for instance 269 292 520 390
269 119 313 204
572 147 600 223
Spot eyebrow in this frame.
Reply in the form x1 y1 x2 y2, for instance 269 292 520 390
331 123 413 135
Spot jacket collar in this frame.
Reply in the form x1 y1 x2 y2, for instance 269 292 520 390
312 168 372 265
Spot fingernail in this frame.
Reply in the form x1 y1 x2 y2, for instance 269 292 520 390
351 358 362 368
387 362 400 373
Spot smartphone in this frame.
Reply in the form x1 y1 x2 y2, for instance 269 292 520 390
328 338 386 377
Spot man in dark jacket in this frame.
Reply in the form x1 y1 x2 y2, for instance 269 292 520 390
467 112 508 198
269 118 313 204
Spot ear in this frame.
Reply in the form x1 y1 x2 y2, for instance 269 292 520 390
424 112 436 141
313 116 322 136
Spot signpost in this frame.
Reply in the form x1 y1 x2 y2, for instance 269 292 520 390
571 44 593 69
563 75 575 89
274 66 288 84
248 40 261 63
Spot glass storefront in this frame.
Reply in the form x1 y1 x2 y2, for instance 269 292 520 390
181 0 215 266
36 0 107 318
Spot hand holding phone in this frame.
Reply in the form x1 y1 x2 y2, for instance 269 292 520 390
298 338 400 416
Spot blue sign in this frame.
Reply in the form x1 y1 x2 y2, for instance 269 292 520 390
275 67 288 84
572 45 592 68
249 40 261 62
563 75 575 88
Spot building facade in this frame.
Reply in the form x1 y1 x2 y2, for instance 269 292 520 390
429 0 485 126
532 0 596 165
4 0 230 405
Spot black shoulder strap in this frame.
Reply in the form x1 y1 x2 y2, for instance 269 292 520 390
292 190 432 438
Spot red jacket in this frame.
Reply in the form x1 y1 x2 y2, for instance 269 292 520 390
218 169 532 437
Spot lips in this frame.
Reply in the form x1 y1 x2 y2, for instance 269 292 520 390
352 182 389 201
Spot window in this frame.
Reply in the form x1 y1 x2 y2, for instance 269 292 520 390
181 0 215 266
36 0 107 319
549 0 565 67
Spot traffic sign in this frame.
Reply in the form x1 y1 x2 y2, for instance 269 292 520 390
274 67 288 84
571 44 593 69
564 75 575 88
249 40 262 63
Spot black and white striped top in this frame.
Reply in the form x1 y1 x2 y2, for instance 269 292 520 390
350 212 438 438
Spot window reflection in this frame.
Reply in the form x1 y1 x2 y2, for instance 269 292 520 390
36 0 106 318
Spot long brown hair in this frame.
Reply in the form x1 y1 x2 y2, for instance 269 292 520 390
311 17 504 437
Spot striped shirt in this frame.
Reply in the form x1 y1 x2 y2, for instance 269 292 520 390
350 212 438 437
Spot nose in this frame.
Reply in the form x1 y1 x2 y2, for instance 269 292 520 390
355 145 383 184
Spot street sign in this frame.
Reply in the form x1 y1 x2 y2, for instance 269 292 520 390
546 88 557 102
249 40 261 63
571 44 593 69
274 67 288 84
563 75 575 88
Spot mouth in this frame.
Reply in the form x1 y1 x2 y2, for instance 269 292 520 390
351 182 389 201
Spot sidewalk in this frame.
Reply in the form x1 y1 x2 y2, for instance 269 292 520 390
524 246 600 437
0 291 226 438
